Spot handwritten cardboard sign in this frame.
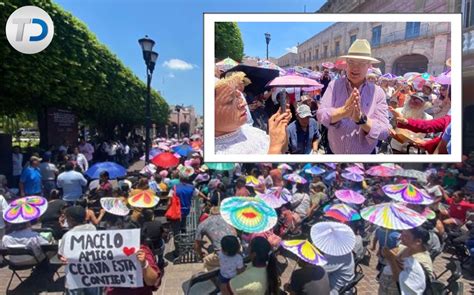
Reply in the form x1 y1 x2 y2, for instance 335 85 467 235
63 229 143 289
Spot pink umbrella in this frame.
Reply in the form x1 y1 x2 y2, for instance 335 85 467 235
341 172 364 182
366 165 396 177
435 70 451 85
354 163 365 170
335 189 366 205
267 75 323 88
345 166 364 175
322 62 334 69
334 60 347 70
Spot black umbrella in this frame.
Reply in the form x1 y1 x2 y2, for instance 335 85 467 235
222 64 279 96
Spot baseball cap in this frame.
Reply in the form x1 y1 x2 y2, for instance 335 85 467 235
296 104 312 118
410 92 428 102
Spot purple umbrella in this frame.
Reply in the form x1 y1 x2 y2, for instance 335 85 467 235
257 187 292 208
305 166 326 176
435 70 451 85
341 172 364 182
383 183 434 205
335 189 366 205
345 166 364 175
283 173 308 184
381 73 397 79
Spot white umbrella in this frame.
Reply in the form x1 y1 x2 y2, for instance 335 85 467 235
310 221 356 256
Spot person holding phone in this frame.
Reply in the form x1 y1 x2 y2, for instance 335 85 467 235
215 73 292 155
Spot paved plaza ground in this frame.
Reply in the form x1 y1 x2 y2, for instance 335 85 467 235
0 236 473 294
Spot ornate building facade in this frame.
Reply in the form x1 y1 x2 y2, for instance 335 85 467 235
315 0 473 152
296 22 450 76
276 52 298 68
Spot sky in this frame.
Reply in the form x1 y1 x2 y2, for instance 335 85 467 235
238 22 333 59
54 0 327 115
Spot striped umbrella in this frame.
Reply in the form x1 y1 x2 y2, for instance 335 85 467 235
283 173 308 184
360 202 426 230
128 189 159 208
280 240 327 266
220 197 277 233
256 187 292 208
344 166 364 175
383 183 434 205
323 203 361 222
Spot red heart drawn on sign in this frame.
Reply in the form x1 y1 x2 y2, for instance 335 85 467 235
123 247 136 256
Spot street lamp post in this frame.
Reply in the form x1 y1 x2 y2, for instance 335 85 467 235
175 105 184 140
138 35 159 165
265 33 271 60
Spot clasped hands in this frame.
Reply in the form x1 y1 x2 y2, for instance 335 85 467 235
341 88 363 123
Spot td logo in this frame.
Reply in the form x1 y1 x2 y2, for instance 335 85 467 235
5 6 54 54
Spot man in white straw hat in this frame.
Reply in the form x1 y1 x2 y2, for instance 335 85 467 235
317 39 390 154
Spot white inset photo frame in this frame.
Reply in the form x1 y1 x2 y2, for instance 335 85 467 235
204 13 462 163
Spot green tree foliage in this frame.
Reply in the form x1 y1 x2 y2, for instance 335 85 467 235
0 0 169 138
215 22 244 62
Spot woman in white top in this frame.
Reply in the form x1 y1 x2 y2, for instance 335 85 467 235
379 226 433 295
215 73 291 155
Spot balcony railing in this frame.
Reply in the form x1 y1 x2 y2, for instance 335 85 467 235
371 23 433 48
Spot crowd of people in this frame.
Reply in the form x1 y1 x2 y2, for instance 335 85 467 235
214 39 452 155
0 132 472 294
